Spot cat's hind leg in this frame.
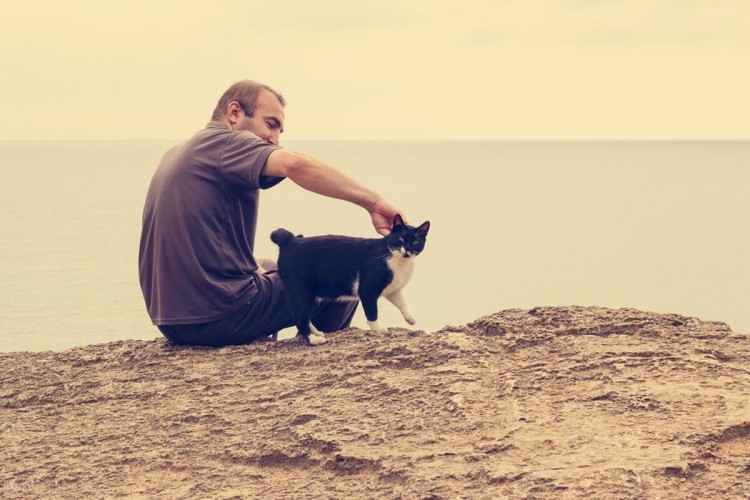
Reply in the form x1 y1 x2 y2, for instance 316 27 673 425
289 289 327 345
385 290 416 325
308 321 328 345
296 308 328 345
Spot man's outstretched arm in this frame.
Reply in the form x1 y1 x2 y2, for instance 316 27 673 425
264 149 402 235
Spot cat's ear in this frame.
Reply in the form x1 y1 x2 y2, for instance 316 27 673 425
417 221 430 235
393 214 406 227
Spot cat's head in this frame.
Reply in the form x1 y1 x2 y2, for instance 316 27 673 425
386 214 430 258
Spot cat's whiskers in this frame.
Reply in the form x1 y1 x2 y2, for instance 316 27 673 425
370 251 395 261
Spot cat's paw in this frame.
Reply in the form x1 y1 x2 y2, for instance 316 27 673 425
305 332 328 346
367 321 388 334
403 314 416 325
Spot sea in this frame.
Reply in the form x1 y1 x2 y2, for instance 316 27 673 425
1 140 748 352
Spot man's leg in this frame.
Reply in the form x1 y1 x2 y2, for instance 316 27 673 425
218 270 296 345
257 258 278 273
256 258 281 339
160 270 294 347
311 300 359 333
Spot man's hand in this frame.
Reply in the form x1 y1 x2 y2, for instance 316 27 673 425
370 198 405 236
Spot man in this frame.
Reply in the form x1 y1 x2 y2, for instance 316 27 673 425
139 80 402 346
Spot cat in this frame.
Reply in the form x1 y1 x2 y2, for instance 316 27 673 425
270 214 430 345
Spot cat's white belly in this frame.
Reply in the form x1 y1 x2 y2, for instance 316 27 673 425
383 254 416 297
315 258 415 303
334 295 360 303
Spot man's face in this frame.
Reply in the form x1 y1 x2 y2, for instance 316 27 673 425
238 90 285 145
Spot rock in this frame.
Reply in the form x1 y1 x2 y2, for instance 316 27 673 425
0 306 748 498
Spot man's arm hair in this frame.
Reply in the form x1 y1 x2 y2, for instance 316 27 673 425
263 149 401 235
263 149 380 213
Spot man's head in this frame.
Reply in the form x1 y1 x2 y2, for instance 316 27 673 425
212 80 286 145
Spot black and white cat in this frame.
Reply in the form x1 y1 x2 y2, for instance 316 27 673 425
271 214 430 345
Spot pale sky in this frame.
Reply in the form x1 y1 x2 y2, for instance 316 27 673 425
2 0 749 140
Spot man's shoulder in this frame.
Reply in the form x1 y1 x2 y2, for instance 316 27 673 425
195 123 271 151
195 121 232 142
201 121 260 140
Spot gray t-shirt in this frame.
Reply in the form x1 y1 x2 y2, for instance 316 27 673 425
139 122 283 325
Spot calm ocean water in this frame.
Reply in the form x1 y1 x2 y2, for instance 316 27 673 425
1 140 748 352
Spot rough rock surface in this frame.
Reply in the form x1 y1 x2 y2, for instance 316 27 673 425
1 306 749 498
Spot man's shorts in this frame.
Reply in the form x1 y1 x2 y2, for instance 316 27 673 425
158 264 358 347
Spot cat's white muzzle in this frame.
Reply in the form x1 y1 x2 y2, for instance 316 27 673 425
402 249 419 258
391 247 419 259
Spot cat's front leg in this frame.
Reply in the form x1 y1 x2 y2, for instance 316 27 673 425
361 293 387 334
367 320 388 334
385 290 416 325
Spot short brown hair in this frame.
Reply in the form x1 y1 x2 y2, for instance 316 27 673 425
211 80 286 121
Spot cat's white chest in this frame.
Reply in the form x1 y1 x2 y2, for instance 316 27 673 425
383 253 416 297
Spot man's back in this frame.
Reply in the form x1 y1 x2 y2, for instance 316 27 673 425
138 122 281 326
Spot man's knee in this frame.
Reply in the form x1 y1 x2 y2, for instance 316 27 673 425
312 300 359 333
257 258 278 273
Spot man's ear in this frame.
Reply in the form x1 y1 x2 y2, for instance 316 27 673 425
227 101 243 126
417 221 430 235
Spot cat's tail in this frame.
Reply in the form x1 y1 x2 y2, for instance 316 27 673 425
271 228 296 247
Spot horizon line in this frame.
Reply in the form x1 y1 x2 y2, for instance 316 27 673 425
1 138 749 143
